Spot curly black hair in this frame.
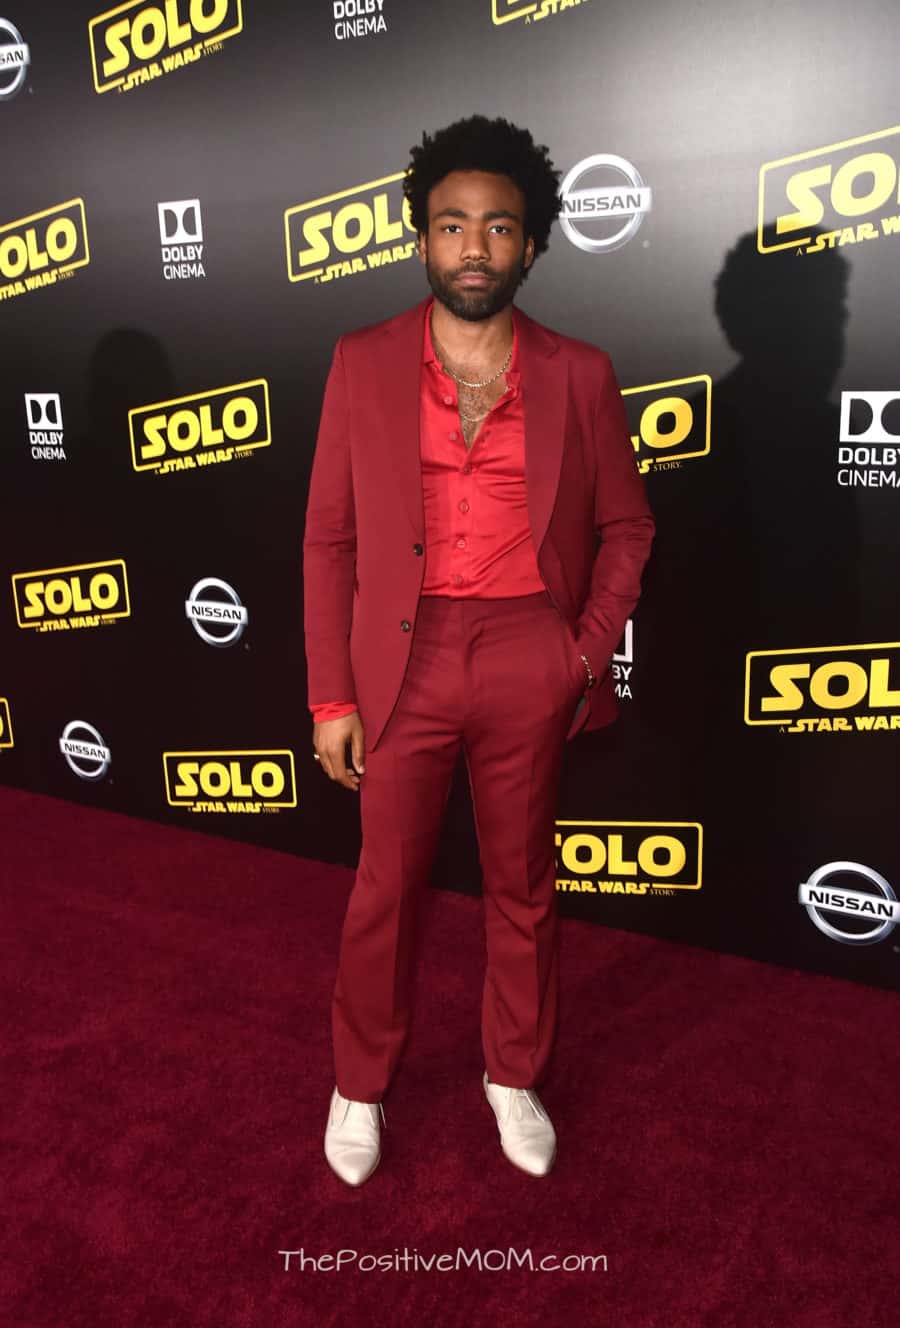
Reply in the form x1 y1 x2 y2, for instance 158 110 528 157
403 115 562 273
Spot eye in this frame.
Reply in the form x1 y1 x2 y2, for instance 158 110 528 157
490 224 511 234
441 223 462 233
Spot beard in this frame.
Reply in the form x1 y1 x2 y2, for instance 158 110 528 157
425 253 526 322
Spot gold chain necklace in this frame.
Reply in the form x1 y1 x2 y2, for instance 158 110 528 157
432 329 512 389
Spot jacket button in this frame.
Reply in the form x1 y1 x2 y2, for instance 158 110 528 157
400 619 411 631
412 543 423 555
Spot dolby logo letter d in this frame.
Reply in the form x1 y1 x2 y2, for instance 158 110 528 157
158 199 202 246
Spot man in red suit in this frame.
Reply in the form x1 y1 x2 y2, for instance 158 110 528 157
304 116 655 1185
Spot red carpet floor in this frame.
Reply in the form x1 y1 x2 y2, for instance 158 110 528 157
2 786 897 1327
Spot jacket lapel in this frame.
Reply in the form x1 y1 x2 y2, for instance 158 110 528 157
514 305 568 556
384 297 429 534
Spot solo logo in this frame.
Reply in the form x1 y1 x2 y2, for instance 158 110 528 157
0 199 90 303
25 393 66 461
60 720 111 781
0 697 13 750
555 820 702 896
491 0 588 25
0 17 29 99
185 577 247 646
837 390 899 491
559 154 652 255
612 618 634 701
129 379 270 475
163 749 296 813
799 861 898 946
88 0 243 94
158 198 205 280
745 643 900 733
758 124 900 256
285 171 417 285
13 559 131 633
622 375 712 474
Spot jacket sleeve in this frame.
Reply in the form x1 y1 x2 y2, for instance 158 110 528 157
575 352 656 677
303 336 359 711
310 700 358 723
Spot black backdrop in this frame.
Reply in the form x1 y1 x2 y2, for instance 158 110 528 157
2 0 899 991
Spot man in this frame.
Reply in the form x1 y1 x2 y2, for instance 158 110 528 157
303 115 655 1186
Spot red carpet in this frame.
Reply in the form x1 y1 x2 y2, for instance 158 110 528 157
3 786 897 1327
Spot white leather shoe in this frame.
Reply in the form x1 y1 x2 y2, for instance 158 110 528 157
324 1086 385 1186
483 1070 557 1177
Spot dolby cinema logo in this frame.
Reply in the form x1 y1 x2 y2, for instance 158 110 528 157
333 0 388 40
0 18 29 101
157 199 205 281
559 154 652 255
837 391 900 491
185 577 247 647
59 719 111 781
799 861 898 946
25 393 66 461
613 618 635 702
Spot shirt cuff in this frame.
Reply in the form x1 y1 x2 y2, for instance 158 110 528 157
310 701 358 723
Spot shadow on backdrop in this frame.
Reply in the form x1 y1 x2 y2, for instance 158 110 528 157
636 227 861 924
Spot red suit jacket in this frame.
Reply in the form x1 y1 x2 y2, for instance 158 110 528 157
303 296 655 752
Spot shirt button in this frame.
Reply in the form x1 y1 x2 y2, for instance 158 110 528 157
462 464 472 474
448 431 459 441
443 394 454 406
451 574 463 586
456 537 467 549
412 543 423 556
400 619 411 631
458 500 469 513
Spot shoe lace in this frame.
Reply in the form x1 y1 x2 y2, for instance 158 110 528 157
505 1088 545 1123
334 1092 386 1128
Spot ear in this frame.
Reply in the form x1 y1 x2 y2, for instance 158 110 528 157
416 232 428 266
523 235 535 270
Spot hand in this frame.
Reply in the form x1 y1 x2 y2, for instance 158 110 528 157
568 647 588 695
313 711 366 792
576 651 595 692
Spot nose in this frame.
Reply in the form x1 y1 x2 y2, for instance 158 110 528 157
460 224 491 263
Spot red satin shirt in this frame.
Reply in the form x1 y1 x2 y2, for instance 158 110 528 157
310 301 546 722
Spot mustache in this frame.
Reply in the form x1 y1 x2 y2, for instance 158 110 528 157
452 264 499 279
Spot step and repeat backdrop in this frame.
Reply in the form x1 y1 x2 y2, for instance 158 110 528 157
2 0 899 991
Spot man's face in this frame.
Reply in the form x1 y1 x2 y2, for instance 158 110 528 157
417 170 535 321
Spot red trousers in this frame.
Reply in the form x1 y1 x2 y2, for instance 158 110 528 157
332 589 586 1101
